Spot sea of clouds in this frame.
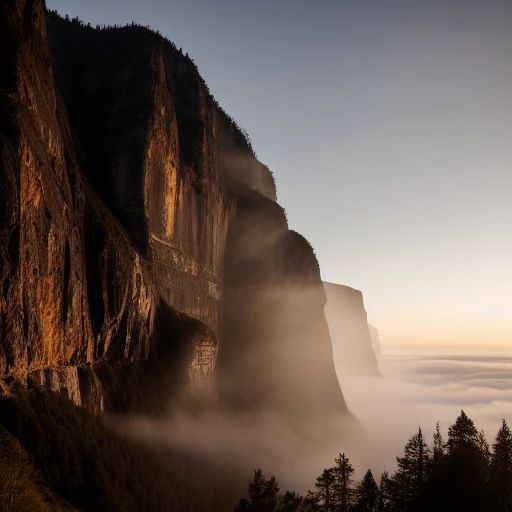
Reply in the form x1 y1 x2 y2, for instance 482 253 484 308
110 347 512 492
337 349 512 477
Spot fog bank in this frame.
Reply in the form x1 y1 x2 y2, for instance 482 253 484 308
337 350 512 476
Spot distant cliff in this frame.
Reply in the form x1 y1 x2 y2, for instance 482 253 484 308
0 1 348 421
368 323 381 358
324 283 380 377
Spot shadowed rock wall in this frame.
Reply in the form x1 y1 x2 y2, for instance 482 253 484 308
0 1 229 408
46 14 236 338
218 171 349 419
0 1 349 422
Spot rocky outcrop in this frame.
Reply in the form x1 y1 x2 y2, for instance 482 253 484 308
46 12 235 340
0 2 220 409
0 1 349 422
368 323 381 358
218 184 349 418
324 283 380 377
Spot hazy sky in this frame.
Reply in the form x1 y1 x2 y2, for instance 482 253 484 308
47 0 512 350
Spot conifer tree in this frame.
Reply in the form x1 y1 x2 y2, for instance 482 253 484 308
249 469 269 506
315 468 336 511
431 421 445 463
277 491 303 512
264 476 280 509
444 410 490 512
236 469 280 512
332 453 355 511
353 469 379 512
389 427 429 510
422 421 448 511
490 419 512 512
377 471 392 512
447 410 479 453
303 490 321 511
477 429 491 467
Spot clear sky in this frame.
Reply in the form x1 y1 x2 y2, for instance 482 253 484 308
47 0 512 350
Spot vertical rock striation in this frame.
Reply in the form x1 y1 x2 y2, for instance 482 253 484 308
0 1 350 423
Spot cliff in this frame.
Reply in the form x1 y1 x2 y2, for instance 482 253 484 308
219 197 348 418
324 282 380 377
368 323 382 358
0 1 348 421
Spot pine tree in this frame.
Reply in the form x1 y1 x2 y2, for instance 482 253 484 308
332 453 355 511
422 421 448 511
377 471 392 512
389 427 429 511
303 490 321 511
447 410 479 453
444 411 490 512
236 469 280 512
264 476 280 509
431 421 445 463
477 429 491 467
249 469 268 506
353 469 379 512
315 468 336 511
277 491 303 512
490 419 512 512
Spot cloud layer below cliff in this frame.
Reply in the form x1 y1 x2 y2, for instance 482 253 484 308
109 350 512 493
338 350 512 476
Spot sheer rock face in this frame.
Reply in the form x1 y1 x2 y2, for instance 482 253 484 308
0 0 349 421
368 324 381 358
0 0 226 405
0 0 93 379
324 283 380 377
46 12 236 339
218 185 349 418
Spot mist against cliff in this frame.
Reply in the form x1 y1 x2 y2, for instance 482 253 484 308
105 148 358 492
108 283 359 493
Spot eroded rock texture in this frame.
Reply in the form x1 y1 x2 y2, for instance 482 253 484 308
324 283 380 377
0 0 349 421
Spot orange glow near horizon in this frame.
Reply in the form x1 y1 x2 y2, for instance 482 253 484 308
374 317 511 353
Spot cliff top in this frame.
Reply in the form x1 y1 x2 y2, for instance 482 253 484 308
323 282 366 310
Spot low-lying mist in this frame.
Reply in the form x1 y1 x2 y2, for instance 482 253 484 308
108 403 357 493
108 279 360 494
107 343 512 496
336 350 512 477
